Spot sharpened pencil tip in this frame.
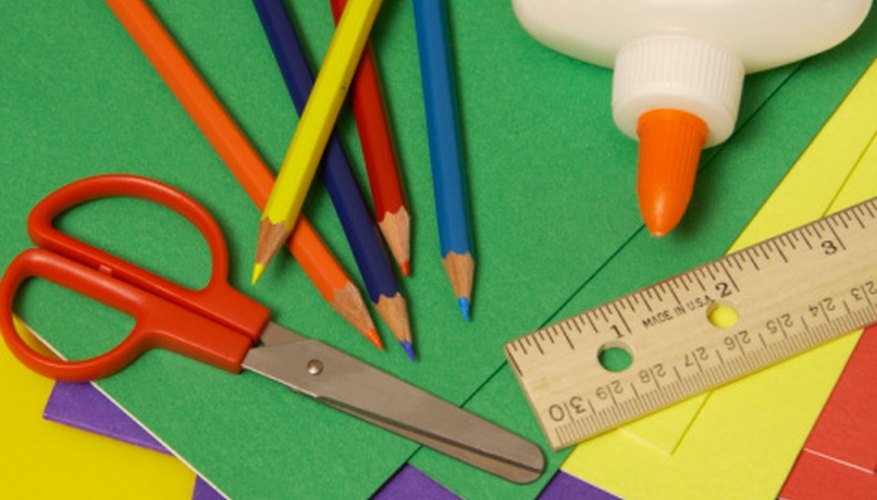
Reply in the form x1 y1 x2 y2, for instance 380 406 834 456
458 297 470 321
366 329 384 351
400 261 411 277
400 340 416 361
251 263 265 285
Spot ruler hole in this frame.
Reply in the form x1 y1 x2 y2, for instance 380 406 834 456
707 301 739 329
598 341 632 372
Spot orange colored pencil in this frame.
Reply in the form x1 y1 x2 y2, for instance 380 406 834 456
105 0 381 349
328 0 410 276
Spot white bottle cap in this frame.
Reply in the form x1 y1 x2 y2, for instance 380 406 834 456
612 35 745 147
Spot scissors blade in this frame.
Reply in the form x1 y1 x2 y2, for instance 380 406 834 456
243 323 545 484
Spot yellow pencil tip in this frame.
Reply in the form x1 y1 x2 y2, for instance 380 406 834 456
251 263 265 285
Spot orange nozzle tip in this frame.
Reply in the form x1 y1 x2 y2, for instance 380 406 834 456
400 262 411 277
636 109 708 237
366 328 384 351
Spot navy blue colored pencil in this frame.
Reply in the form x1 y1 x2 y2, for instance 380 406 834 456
413 0 474 321
252 0 414 360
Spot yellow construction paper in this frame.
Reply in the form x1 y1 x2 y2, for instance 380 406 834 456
0 320 194 498
561 60 877 499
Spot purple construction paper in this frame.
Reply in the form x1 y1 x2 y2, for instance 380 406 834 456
373 464 460 499
193 477 225 500
45 382 169 455
44 381 618 499
45 382 223 499
537 470 621 500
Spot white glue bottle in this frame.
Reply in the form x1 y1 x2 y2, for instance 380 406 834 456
513 0 872 236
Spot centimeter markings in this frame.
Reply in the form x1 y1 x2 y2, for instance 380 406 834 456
505 198 877 450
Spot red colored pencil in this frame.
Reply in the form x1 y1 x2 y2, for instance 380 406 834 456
328 0 411 277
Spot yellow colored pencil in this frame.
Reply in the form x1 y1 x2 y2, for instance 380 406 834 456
253 0 384 284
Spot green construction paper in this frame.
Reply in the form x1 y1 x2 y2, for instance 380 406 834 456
1 0 873 498
410 11 877 499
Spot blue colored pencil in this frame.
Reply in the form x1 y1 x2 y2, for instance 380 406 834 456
252 0 414 359
412 0 474 321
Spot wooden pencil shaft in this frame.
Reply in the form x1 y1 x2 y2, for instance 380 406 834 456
328 0 407 219
105 0 352 301
413 0 472 257
261 0 384 231
252 0 399 304
506 199 877 450
442 251 473 301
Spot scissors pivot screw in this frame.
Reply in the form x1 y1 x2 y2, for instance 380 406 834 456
306 360 323 375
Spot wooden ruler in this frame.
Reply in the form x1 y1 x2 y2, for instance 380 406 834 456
505 198 877 451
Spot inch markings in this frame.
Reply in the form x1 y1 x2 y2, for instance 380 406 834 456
505 198 877 450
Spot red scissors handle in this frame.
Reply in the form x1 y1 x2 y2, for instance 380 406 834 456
0 249 252 380
28 175 270 337
0 175 271 381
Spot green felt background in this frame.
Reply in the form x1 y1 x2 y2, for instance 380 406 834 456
1 0 873 498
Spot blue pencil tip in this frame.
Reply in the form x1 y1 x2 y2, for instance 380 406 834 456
458 298 470 321
400 340 416 361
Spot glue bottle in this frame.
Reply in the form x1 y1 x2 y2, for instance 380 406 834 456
512 0 872 236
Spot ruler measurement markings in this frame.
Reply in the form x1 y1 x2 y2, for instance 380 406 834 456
852 209 866 228
730 252 743 270
746 247 762 270
715 259 739 293
760 241 772 261
656 281 668 299
613 303 631 334
546 327 557 344
520 337 531 355
773 239 789 263
705 265 717 281
693 272 706 292
682 273 694 291
801 230 814 250
692 351 704 372
641 291 654 313
511 200 877 449
826 220 848 251
585 310 598 333
534 338 545 355
817 300 832 325
837 211 851 229
561 329 575 350
507 351 523 377
757 242 770 261
668 280 683 306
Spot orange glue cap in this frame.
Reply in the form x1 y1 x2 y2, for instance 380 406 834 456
636 109 707 237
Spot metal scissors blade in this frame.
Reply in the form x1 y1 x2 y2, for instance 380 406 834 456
244 323 545 484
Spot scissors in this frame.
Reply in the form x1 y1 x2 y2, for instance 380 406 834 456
0 174 544 484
